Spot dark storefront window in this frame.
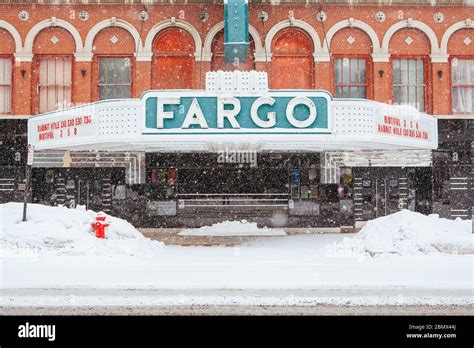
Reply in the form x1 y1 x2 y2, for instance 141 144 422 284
0 58 12 114
98 57 132 100
392 59 425 111
451 58 473 114
0 119 27 166
334 58 367 98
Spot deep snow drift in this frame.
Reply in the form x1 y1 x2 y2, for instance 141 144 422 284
179 220 286 236
1 204 472 299
339 210 473 256
0 203 164 257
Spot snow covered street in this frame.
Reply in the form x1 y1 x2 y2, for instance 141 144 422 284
2 288 473 315
1 203 473 312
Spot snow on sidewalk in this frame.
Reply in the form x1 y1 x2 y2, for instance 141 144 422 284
1 203 472 303
0 202 164 257
339 210 473 256
178 220 286 236
3 288 472 308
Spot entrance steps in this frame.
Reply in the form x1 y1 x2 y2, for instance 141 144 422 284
139 226 358 246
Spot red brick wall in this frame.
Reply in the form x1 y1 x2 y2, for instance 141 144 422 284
33 27 76 54
448 29 474 55
0 29 15 54
331 28 373 55
389 28 431 55
0 3 472 116
93 27 136 54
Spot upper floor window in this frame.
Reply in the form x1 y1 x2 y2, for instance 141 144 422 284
451 58 473 114
0 58 12 114
334 58 367 98
98 57 131 100
392 59 425 112
271 29 314 89
39 58 72 113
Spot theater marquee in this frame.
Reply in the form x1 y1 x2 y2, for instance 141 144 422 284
143 91 331 135
28 71 437 152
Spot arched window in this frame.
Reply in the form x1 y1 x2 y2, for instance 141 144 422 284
93 27 135 101
210 29 255 71
331 28 373 99
32 27 75 114
389 28 431 112
271 29 314 89
0 29 15 114
153 28 195 89
448 29 474 114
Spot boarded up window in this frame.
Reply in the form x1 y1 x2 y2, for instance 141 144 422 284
271 29 314 89
153 28 195 89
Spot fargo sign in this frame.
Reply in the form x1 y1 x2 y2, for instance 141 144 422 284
142 91 331 134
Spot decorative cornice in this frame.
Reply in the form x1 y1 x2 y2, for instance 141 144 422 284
14 52 33 62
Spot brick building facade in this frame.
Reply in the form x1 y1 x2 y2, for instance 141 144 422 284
0 0 472 227
0 1 472 116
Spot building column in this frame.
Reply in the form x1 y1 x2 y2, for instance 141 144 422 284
314 61 332 92
255 61 270 74
134 61 152 97
431 62 451 115
196 61 211 89
372 61 392 103
74 61 93 104
12 62 32 115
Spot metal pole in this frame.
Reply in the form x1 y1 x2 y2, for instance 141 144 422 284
22 144 34 222
22 164 31 222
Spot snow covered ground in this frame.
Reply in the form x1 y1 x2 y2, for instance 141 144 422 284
1 203 473 308
340 210 473 255
179 220 286 236
0 202 164 258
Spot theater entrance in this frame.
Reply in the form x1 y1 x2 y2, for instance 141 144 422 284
32 167 126 212
177 166 290 214
353 167 432 223
145 153 330 227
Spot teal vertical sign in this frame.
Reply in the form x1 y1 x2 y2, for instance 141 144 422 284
224 0 249 63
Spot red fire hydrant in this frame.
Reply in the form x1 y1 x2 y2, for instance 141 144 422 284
91 212 109 239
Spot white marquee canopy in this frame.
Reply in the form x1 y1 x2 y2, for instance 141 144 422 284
28 71 437 154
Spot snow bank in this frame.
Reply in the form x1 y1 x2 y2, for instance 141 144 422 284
340 210 473 256
0 203 164 257
179 220 286 236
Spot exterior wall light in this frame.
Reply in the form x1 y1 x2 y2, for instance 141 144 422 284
378 69 384 78
21 69 27 78
81 68 87 78
437 70 443 79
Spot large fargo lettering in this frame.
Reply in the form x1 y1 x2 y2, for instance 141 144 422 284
143 91 331 134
